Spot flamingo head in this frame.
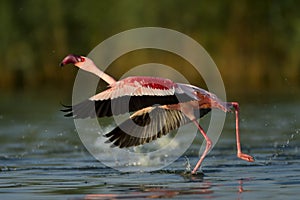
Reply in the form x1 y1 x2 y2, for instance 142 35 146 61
60 54 96 72
59 54 116 85
60 54 84 66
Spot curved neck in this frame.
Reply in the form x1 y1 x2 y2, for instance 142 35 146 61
82 61 116 85
92 67 116 85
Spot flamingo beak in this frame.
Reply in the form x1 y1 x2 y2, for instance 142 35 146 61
60 54 82 67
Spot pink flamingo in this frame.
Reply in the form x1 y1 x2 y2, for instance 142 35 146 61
60 54 254 174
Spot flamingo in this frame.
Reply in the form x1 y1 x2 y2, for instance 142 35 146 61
60 54 254 174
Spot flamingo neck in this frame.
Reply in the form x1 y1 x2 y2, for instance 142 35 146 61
84 63 116 85
93 67 116 85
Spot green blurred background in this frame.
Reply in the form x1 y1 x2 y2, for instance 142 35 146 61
1 0 299 100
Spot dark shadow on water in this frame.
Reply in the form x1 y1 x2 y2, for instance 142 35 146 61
151 168 205 182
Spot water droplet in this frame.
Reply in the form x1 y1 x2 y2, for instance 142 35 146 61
265 123 269 127
184 156 191 172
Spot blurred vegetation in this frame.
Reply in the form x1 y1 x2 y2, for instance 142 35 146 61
1 0 299 97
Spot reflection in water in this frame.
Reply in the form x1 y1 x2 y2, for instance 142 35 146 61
81 175 252 199
237 178 253 200
83 173 212 200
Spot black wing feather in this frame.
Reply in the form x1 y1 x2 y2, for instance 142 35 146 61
104 107 212 148
62 93 194 118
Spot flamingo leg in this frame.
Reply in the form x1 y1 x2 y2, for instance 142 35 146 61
191 120 212 174
231 102 254 162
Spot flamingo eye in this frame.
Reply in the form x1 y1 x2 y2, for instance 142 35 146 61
80 57 85 62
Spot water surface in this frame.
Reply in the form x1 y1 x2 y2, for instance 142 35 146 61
0 92 299 199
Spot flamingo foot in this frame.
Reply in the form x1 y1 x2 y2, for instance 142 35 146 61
238 153 254 162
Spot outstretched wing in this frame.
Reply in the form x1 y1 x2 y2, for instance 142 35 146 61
61 77 196 118
61 94 194 118
104 106 207 148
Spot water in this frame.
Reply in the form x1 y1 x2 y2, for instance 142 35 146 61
0 92 299 199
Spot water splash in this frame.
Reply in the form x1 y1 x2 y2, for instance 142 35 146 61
184 156 191 172
267 128 299 164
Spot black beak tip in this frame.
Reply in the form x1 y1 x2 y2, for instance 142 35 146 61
60 54 81 67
